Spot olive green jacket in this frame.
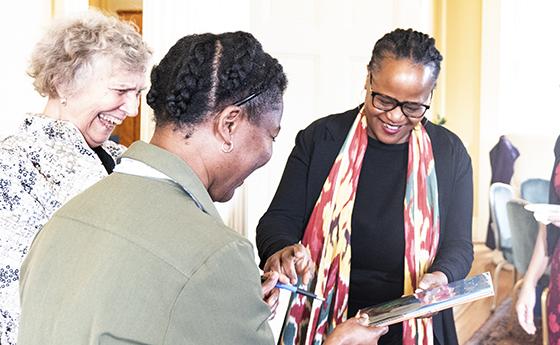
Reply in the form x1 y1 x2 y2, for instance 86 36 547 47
18 141 274 345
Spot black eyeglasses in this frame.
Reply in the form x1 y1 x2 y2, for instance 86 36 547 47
370 91 431 119
233 90 263 106
368 73 431 118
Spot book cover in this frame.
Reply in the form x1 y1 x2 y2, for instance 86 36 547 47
358 272 494 327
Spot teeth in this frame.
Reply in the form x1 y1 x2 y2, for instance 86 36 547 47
99 114 123 125
384 123 399 130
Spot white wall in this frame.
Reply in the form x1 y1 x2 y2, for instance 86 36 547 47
0 2 53 139
0 0 93 140
478 0 560 241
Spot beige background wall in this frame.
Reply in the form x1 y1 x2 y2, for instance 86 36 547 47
89 0 141 12
433 0 483 240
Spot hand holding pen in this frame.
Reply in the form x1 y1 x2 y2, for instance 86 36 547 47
261 273 324 301
261 271 286 319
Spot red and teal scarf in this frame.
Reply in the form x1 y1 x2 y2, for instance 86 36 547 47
280 107 440 345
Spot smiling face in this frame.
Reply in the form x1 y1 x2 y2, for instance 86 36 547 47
210 104 283 202
364 57 436 144
60 56 146 148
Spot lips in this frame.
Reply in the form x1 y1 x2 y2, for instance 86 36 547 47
380 120 403 135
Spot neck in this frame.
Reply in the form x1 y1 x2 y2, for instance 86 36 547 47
149 125 213 190
42 98 66 120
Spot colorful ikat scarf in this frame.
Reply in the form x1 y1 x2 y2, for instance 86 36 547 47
280 107 440 345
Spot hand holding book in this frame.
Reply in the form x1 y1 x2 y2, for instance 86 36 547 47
358 272 494 327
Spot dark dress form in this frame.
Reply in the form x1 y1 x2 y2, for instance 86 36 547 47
485 135 520 249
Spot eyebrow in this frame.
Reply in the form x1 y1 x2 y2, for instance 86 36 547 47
111 85 147 92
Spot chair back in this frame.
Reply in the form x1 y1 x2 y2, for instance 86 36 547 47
489 183 515 254
507 198 539 275
520 178 550 204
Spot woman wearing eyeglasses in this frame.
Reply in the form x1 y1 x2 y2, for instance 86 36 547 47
256 28 473 345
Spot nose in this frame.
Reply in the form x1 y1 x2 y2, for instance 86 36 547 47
120 93 140 117
385 106 406 122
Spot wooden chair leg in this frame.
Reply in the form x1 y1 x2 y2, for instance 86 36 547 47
492 261 505 311
542 287 549 345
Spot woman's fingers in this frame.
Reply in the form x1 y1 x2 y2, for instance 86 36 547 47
264 244 315 285
280 247 299 284
261 271 279 297
261 271 282 317
417 272 448 290
516 290 536 334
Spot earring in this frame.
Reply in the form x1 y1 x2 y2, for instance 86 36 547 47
221 141 234 153
60 97 67 106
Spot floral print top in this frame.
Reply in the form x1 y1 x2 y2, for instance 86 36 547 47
0 114 124 344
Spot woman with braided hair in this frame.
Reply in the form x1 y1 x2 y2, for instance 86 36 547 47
17 31 387 345
257 28 474 345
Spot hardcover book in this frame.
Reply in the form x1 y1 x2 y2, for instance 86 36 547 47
358 272 494 327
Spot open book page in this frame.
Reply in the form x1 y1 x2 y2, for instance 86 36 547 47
358 272 494 327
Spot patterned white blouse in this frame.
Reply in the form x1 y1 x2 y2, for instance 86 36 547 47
0 114 124 344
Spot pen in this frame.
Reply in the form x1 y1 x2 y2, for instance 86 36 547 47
261 276 325 302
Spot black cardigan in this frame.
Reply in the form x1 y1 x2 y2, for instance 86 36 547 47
256 106 474 345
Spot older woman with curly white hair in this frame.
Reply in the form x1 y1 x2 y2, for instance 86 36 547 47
0 10 151 344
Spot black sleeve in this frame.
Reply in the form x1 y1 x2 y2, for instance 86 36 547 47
429 140 474 282
256 129 315 268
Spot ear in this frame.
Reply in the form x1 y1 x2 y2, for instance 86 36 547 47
54 80 73 102
214 105 243 143
364 68 370 90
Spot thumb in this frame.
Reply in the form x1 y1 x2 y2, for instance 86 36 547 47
372 326 389 337
293 244 306 258
261 271 279 295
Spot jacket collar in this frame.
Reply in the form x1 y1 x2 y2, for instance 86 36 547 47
324 105 361 142
122 141 222 221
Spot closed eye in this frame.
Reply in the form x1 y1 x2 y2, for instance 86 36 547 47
112 87 145 97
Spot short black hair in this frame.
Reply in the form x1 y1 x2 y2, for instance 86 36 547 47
368 28 443 82
147 31 287 135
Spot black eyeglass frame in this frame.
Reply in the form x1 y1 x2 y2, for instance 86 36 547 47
370 91 432 119
367 72 432 119
233 90 264 106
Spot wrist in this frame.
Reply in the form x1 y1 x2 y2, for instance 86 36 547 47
323 333 345 345
522 277 538 289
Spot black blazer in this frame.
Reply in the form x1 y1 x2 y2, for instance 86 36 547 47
256 106 474 345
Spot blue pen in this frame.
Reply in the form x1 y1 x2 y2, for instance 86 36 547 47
262 276 325 302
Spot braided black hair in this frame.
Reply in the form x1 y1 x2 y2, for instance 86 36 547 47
147 31 287 135
368 28 443 82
